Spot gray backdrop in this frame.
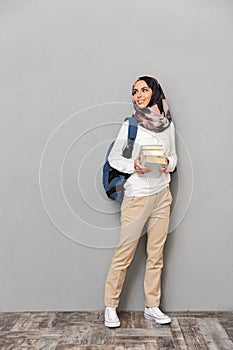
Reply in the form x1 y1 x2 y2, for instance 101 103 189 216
1 0 232 312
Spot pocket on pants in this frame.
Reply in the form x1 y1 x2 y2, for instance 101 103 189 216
121 195 135 211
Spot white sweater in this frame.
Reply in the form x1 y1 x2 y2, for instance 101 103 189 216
108 120 177 197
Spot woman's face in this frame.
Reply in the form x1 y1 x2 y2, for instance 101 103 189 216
132 80 153 108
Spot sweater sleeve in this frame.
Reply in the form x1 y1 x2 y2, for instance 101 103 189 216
166 122 177 173
108 122 136 174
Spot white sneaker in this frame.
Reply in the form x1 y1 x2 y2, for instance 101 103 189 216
104 307 121 328
144 307 171 324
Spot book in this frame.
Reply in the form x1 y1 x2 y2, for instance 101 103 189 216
140 145 167 172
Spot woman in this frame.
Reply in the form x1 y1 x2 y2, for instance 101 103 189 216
104 76 177 327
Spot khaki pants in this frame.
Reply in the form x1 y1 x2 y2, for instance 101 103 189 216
104 186 172 308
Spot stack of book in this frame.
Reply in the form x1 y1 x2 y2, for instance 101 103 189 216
140 145 167 172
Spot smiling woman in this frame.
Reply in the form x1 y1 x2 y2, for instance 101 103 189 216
104 75 177 328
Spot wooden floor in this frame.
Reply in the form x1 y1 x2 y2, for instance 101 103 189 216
0 311 232 350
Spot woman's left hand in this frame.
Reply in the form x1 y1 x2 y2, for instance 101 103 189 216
159 158 169 173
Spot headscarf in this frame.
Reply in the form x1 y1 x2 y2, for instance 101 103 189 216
132 76 172 133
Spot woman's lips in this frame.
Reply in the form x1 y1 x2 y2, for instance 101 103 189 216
137 99 145 105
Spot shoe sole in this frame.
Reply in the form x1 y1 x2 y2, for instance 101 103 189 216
105 321 121 328
144 312 171 325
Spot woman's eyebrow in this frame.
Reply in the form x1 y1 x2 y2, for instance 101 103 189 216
133 86 148 92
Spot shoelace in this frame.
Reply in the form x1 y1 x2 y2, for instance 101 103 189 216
149 307 166 317
155 308 165 317
108 309 118 320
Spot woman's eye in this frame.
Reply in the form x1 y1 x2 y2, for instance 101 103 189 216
132 90 137 95
142 88 148 92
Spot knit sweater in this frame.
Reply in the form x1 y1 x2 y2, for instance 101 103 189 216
108 120 177 197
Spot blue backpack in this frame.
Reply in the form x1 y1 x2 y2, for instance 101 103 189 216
102 117 138 203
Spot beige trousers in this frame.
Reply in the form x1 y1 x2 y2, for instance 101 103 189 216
104 186 172 308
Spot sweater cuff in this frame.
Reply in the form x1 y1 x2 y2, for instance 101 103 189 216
166 156 174 173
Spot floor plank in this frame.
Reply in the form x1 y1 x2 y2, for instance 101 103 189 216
197 318 233 350
178 317 209 350
170 317 187 350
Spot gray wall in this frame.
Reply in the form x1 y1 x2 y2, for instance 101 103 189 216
0 0 232 311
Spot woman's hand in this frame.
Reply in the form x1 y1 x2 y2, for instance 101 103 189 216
134 156 152 174
159 158 169 173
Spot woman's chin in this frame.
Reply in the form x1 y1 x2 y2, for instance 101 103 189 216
136 103 148 109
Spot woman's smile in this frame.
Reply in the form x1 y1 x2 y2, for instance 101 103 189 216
137 98 146 105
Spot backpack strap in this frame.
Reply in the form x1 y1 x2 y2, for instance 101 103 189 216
127 116 138 143
122 116 138 159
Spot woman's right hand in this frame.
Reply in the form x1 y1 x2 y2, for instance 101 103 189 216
134 156 152 174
